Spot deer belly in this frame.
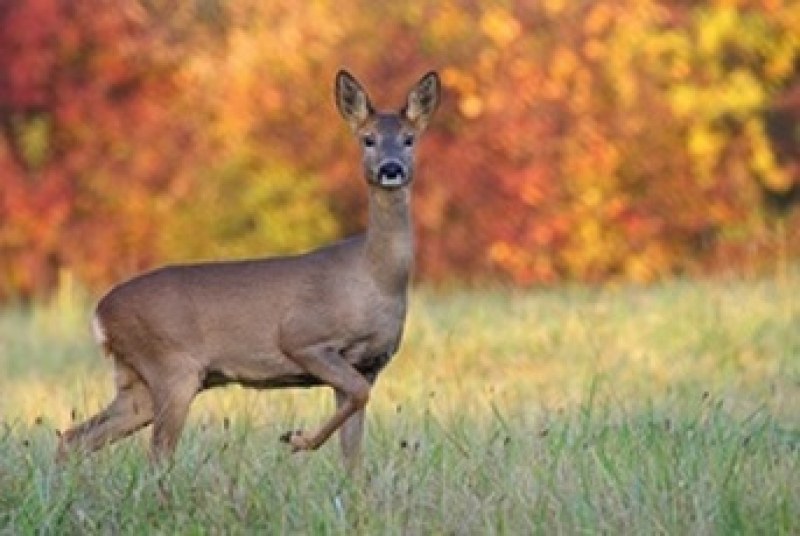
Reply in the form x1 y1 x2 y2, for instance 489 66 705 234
203 351 308 389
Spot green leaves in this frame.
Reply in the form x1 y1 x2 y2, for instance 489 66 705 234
161 154 338 262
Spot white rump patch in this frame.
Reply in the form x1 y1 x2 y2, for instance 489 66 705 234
91 314 108 347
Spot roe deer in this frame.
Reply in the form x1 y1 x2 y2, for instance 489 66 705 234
57 70 441 472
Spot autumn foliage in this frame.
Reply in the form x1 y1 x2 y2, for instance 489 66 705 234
1 0 798 299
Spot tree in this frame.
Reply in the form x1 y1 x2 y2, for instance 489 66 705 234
0 0 197 299
2 0 797 299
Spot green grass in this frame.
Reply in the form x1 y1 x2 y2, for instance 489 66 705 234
1 276 798 533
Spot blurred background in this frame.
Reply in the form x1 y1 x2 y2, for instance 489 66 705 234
1 0 798 300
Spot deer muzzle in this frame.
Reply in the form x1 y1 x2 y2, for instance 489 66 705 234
376 160 409 189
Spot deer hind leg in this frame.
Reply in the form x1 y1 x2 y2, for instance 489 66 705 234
57 359 153 461
145 361 202 463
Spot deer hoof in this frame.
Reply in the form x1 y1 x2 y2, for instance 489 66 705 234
279 429 313 452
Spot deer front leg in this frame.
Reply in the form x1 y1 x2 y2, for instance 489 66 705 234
281 344 371 453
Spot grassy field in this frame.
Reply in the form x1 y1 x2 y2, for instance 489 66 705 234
1 276 798 534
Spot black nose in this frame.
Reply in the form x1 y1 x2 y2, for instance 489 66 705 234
379 161 405 179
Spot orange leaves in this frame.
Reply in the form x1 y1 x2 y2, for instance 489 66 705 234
489 241 557 285
480 8 521 48
0 0 192 299
1 0 798 299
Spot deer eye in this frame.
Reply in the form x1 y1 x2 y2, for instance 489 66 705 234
403 134 415 147
362 134 376 148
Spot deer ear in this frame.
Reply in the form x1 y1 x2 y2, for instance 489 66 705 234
335 70 373 131
403 71 441 132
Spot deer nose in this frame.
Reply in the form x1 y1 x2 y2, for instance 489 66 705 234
378 161 405 180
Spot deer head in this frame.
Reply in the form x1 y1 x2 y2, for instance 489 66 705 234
335 70 441 190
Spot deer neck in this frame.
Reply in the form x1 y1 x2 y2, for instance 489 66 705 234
364 186 414 295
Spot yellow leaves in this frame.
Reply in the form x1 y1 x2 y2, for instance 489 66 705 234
17 115 51 170
6 0 798 299
161 156 338 263
583 39 606 61
561 217 622 282
480 7 521 48
459 95 484 118
644 30 691 81
762 0 785 11
726 69 768 111
584 4 614 36
443 6 522 119
580 188 604 209
697 6 739 56
669 85 699 118
441 67 470 92
670 70 766 123
579 219 601 243
430 1 471 46
443 67 484 119
687 125 724 163
550 46 579 82
542 45 591 102
543 0 566 16
686 124 728 186
745 119 792 192
765 45 794 79
488 241 515 265
624 244 670 284
763 23 799 81
489 241 555 284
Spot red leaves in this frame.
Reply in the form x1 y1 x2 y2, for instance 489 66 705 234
0 0 188 299
1 1 797 299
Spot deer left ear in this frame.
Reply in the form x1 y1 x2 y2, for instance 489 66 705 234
403 71 441 132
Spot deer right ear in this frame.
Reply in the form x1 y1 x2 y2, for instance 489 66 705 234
335 70 373 131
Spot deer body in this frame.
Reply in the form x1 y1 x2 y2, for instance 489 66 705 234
99 223 407 389
58 70 440 470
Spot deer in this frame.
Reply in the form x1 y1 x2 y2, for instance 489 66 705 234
56 70 441 473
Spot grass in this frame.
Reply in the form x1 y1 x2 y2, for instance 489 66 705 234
0 275 798 533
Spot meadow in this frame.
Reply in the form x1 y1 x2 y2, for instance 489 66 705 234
0 276 798 534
